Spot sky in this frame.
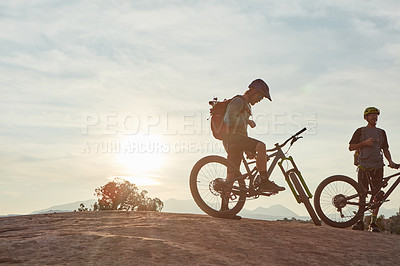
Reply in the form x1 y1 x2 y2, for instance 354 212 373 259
1 0 400 216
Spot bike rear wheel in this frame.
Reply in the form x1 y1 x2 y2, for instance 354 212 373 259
190 155 247 218
314 175 365 228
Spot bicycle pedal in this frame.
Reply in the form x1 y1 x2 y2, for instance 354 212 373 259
259 191 278 197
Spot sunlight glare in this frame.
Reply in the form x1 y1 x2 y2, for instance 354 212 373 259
107 176 159 186
115 134 166 178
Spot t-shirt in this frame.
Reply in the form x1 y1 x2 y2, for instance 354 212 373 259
349 126 388 169
223 96 251 136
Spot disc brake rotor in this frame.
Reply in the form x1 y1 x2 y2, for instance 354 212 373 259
332 194 347 209
210 178 225 196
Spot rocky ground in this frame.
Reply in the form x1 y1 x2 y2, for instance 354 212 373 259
1 211 399 265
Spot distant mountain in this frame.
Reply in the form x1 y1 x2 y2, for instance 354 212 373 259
162 198 204 215
28 198 203 216
26 198 399 220
247 205 300 217
240 205 310 221
162 198 309 220
30 199 97 214
0 214 21 218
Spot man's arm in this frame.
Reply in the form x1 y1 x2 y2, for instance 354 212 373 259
224 97 247 127
348 128 374 151
381 130 398 168
383 149 398 168
349 138 375 151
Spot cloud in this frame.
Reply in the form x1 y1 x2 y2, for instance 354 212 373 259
1 0 400 215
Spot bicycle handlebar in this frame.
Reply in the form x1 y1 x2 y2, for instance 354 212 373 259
295 127 307 137
266 127 307 152
390 163 400 170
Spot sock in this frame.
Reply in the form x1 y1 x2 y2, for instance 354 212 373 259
371 215 377 223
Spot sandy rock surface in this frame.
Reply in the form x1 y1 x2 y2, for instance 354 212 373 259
1 211 399 265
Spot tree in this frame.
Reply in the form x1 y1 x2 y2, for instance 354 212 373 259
94 177 163 212
384 209 400 235
77 203 89 212
376 214 385 231
134 190 164 212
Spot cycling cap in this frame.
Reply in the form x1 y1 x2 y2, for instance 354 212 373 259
248 79 272 101
364 107 380 116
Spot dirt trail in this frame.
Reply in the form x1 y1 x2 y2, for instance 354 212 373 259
1 211 399 265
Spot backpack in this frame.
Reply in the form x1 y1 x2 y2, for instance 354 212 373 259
353 127 384 166
209 95 245 140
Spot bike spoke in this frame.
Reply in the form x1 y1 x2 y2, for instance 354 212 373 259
319 180 361 223
194 161 243 211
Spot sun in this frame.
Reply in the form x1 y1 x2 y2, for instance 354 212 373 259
115 134 166 178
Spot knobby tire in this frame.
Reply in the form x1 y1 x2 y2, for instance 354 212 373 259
190 155 246 218
314 175 365 228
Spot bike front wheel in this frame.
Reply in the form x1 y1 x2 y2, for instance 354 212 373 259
314 175 365 228
189 155 247 218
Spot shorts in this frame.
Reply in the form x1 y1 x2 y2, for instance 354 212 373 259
357 167 383 197
222 134 261 169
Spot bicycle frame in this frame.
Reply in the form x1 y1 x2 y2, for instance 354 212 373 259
340 171 400 212
238 142 313 202
365 171 400 211
193 127 321 225
222 127 314 202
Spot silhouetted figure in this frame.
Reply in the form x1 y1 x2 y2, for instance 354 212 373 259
349 107 397 232
221 79 285 199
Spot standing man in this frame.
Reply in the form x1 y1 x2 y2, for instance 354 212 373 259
222 79 285 193
349 107 398 232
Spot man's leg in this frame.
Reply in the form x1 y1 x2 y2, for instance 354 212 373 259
369 168 384 232
255 142 267 173
225 135 284 192
226 146 242 182
223 138 241 182
222 142 242 212
254 142 284 192
352 168 368 230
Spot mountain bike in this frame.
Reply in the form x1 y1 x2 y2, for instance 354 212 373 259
314 166 400 228
189 128 321 225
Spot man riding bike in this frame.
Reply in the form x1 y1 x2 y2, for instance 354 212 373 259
222 79 285 193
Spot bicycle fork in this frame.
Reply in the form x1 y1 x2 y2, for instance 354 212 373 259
278 156 313 203
278 156 321 226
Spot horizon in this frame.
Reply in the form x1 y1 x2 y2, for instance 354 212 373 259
1 0 400 216
2 197 399 221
